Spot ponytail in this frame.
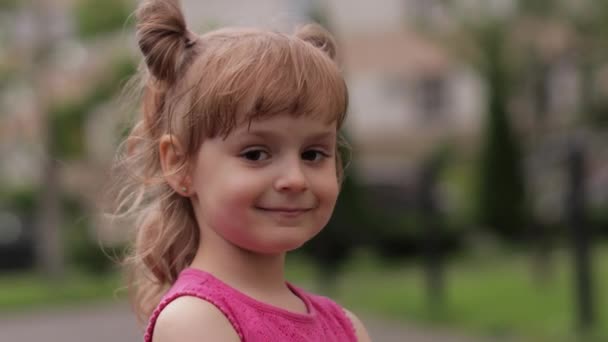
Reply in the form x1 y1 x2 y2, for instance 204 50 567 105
117 0 200 323
136 0 198 84
295 23 338 61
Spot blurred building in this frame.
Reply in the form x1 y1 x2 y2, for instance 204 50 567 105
325 0 484 184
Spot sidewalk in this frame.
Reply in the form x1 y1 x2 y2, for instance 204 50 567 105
0 302 487 342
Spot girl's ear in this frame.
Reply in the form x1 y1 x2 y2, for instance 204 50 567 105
159 134 191 196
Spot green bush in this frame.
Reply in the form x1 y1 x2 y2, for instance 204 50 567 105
0 186 37 214
62 196 121 275
74 0 132 39
0 0 18 10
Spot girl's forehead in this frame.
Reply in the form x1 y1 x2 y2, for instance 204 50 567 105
239 114 337 130
224 114 338 140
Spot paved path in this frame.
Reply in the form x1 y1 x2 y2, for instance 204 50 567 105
0 302 488 342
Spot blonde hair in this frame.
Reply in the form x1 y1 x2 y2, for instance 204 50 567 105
110 0 348 323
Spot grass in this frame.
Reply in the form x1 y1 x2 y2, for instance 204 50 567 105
286 246 608 342
0 269 124 313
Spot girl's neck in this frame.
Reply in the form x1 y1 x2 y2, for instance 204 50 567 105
189 232 288 296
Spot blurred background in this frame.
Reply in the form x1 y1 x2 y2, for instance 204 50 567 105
0 0 607 341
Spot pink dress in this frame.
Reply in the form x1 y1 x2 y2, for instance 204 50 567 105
144 268 357 341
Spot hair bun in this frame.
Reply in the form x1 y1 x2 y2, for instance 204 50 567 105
295 23 337 60
136 0 195 83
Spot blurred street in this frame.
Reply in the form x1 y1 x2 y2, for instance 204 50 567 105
0 302 484 342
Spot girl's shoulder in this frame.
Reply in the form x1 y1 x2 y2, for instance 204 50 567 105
342 308 372 342
144 269 244 342
150 295 240 342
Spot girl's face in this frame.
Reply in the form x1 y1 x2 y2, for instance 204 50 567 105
189 115 339 255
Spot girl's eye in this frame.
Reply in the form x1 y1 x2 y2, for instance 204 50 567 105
241 149 270 161
301 150 328 162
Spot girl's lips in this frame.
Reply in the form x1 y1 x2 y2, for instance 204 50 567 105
256 207 312 212
255 207 313 218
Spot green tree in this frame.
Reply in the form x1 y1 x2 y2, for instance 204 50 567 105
74 0 132 40
476 24 528 241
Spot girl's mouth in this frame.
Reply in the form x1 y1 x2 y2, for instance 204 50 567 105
255 206 313 217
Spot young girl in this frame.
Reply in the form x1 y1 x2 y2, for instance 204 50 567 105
112 0 371 341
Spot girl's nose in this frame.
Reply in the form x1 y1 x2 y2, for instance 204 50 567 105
274 160 308 193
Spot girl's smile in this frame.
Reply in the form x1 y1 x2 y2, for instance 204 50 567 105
254 206 315 222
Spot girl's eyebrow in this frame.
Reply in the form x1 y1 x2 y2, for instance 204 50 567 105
304 131 336 143
242 130 280 140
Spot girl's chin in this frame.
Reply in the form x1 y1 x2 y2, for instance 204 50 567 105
237 239 308 255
